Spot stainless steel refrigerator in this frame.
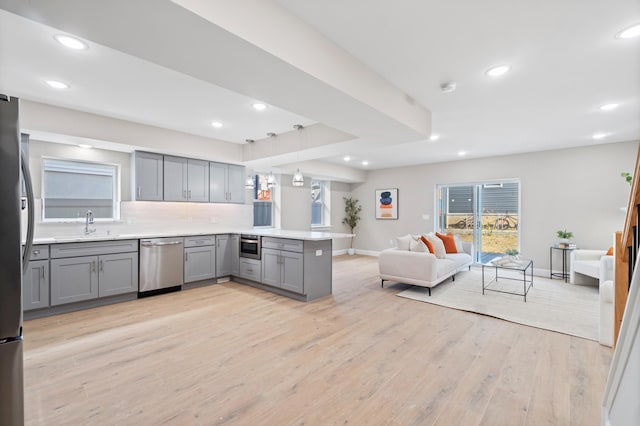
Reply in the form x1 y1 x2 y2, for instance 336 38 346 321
0 94 35 426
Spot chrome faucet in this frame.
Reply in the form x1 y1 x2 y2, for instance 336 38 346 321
84 210 96 235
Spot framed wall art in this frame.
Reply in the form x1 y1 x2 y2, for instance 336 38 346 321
375 188 398 220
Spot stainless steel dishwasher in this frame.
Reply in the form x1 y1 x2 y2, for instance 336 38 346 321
139 237 184 295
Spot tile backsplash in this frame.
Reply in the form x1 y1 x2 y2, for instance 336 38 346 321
25 200 253 239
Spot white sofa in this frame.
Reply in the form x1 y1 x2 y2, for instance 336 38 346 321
379 242 473 295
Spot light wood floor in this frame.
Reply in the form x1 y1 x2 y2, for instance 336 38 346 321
23 255 612 425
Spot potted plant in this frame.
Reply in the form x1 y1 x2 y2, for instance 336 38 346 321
505 248 519 258
342 196 362 255
621 172 632 185
557 229 573 245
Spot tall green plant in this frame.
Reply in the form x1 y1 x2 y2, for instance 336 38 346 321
342 196 362 249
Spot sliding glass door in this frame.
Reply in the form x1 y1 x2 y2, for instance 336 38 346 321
437 181 520 263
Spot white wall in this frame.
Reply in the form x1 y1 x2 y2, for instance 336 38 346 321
350 141 638 270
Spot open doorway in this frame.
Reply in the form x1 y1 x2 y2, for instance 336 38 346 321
436 181 520 263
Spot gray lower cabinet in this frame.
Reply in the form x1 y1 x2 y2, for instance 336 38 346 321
98 252 139 297
239 258 261 282
230 234 240 276
133 151 164 201
184 235 216 283
23 260 49 311
216 234 231 277
184 246 216 283
51 256 99 306
261 247 304 294
50 240 139 306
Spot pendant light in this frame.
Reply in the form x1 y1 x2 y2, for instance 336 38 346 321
292 124 304 187
267 132 277 188
244 139 255 189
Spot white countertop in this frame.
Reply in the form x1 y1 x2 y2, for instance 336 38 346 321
30 229 353 245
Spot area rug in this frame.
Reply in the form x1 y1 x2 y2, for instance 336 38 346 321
396 268 599 341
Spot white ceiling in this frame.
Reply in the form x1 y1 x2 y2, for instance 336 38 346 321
0 0 638 176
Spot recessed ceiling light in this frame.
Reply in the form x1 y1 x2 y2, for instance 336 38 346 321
343 156 351 162
78 144 92 149
599 103 619 111
252 103 267 111
486 65 511 77
429 134 440 141
211 121 223 128
457 151 467 156
592 133 608 140
54 34 88 50
440 82 456 93
362 161 369 166
45 80 68 89
616 23 640 39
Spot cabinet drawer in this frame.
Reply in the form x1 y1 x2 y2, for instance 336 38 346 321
25 245 49 260
184 235 215 247
262 237 303 253
51 239 138 258
239 258 261 282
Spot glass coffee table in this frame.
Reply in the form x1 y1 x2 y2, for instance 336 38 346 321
482 257 534 302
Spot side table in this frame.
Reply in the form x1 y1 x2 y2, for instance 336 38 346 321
549 246 575 282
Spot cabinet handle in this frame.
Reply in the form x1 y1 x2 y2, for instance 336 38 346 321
41 266 45 279
92 260 96 272
32 249 40 255
137 186 141 198
100 260 104 272
185 252 188 262
247 268 253 273
183 189 187 199
188 190 191 199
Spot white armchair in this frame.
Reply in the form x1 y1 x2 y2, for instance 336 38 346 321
570 249 607 285
569 248 615 346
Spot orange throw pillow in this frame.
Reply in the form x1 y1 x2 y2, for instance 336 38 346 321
436 232 458 253
419 236 435 254
606 246 614 256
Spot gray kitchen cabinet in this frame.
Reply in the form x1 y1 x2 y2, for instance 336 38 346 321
50 255 99 306
239 258 261 282
50 240 139 306
216 234 231 277
230 234 240 276
164 156 209 202
184 235 216 283
23 260 49 311
133 151 164 201
98 252 139 297
261 246 304 293
209 162 245 204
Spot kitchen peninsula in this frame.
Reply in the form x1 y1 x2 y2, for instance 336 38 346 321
24 230 351 319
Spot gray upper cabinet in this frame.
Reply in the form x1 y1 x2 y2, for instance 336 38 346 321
133 151 164 201
187 159 210 202
210 162 245 204
164 156 209 202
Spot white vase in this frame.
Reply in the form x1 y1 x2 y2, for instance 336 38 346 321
347 248 355 255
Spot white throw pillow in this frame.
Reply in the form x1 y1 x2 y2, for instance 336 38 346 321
424 233 446 259
410 238 429 252
396 234 413 251
454 234 465 253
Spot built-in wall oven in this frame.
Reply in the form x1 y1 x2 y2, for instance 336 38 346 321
240 234 261 260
